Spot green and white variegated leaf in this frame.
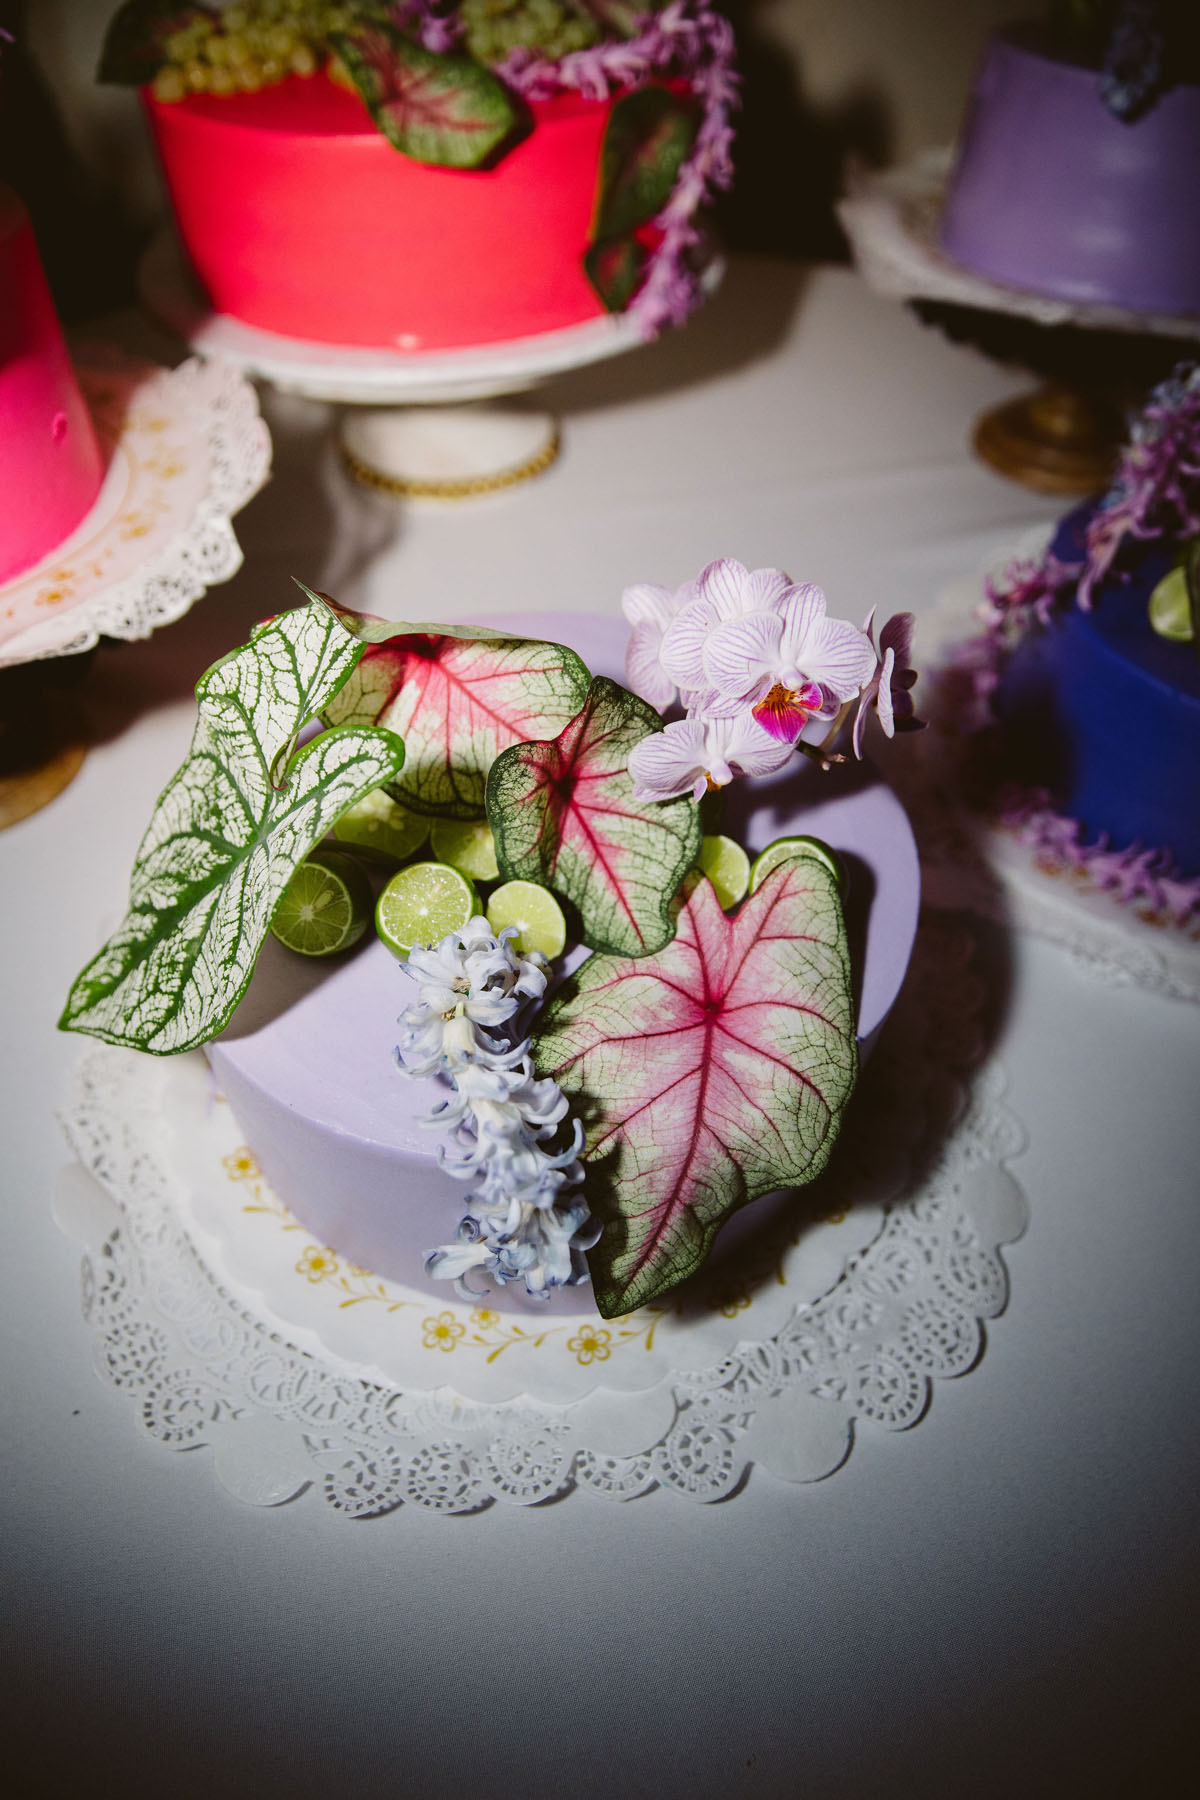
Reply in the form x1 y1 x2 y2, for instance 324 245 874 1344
323 623 591 819
59 602 404 1055
486 677 700 956
330 22 521 169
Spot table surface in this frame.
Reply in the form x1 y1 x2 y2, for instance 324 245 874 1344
4 260 1198 1799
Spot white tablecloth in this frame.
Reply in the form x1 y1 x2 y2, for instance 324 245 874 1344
4 260 1197 1797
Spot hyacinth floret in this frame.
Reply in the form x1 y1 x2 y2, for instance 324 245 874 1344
396 916 597 1300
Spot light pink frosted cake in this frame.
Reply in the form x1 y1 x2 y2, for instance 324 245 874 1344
0 185 104 594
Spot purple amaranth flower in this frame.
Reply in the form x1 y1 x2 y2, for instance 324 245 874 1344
494 2 739 339
851 609 925 758
1080 363 1200 605
628 707 795 803
658 560 876 744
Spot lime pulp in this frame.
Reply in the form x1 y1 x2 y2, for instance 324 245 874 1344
375 860 477 960
270 850 372 957
332 788 429 863
430 814 500 882
485 879 567 960
695 834 750 911
749 835 846 897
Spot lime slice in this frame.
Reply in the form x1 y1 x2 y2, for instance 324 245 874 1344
749 835 846 896
695 834 750 911
430 814 500 882
332 787 429 863
486 880 567 960
375 860 476 960
270 851 372 957
1148 563 1196 642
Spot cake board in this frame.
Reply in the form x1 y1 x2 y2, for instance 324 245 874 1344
138 227 722 496
837 152 1200 495
0 350 270 824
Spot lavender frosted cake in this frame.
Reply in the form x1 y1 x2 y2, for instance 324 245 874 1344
62 568 924 1318
940 18 1200 317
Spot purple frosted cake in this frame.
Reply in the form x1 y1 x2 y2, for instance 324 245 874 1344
939 26 1200 317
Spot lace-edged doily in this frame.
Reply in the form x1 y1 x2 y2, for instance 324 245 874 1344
913 547 1200 1006
0 352 270 668
53 913 1027 1514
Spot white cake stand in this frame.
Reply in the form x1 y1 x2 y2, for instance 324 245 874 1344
837 151 1200 494
0 349 270 825
139 227 720 498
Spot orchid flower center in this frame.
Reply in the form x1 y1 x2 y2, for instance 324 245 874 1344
751 679 823 745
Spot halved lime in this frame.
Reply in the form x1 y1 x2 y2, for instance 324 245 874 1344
270 851 372 957
332 787 429 864
750 834 846 896
430 814 500 882
375 860 476 960
1148 563 1196 642
485 880 567 961
695 834 751 911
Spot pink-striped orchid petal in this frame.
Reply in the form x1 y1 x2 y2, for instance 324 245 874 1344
658 593 720 689
628 716 721 802
699 609 783 701
720 710 800 780
784 611 877 702
875 646 897 738
620 581 678 631
694 556 755 619
625 619 679 712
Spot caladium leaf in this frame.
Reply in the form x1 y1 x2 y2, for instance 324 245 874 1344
59 602 404 1055
323 625 591 819
330 22 521 169
590 85 701 242
535 860 858 1317
98 0 207 84
583 234 648 315
486 677 700 956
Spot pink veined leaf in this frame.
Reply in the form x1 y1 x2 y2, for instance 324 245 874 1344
534 859 858 1317
331 23 521 169
322 625 591 818
486 677 701 956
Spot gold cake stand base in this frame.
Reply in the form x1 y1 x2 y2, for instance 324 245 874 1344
0 663 89 830
973 383 1121 496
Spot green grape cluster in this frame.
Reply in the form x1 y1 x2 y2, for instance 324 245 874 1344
151 1 388 100
460 0 601 67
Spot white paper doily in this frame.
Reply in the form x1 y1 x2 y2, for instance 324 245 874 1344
911 537 1200 1006
836 150 1200 342
140 228 721 406
53 913 1027 1513
0 352 270 668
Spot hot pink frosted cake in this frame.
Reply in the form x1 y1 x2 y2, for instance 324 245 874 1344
0 186 104 590
104 1 736 352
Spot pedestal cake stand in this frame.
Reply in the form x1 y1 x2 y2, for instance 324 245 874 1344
139 226 720 499
837 150 1200 495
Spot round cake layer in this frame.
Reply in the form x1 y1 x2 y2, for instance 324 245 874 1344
207 613 921 1314
939 31 1200 317
0 186 105 586
146 75 615 350
993 505 1200 873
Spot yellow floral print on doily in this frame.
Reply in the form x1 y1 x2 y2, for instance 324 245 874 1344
220 1145 851 1362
